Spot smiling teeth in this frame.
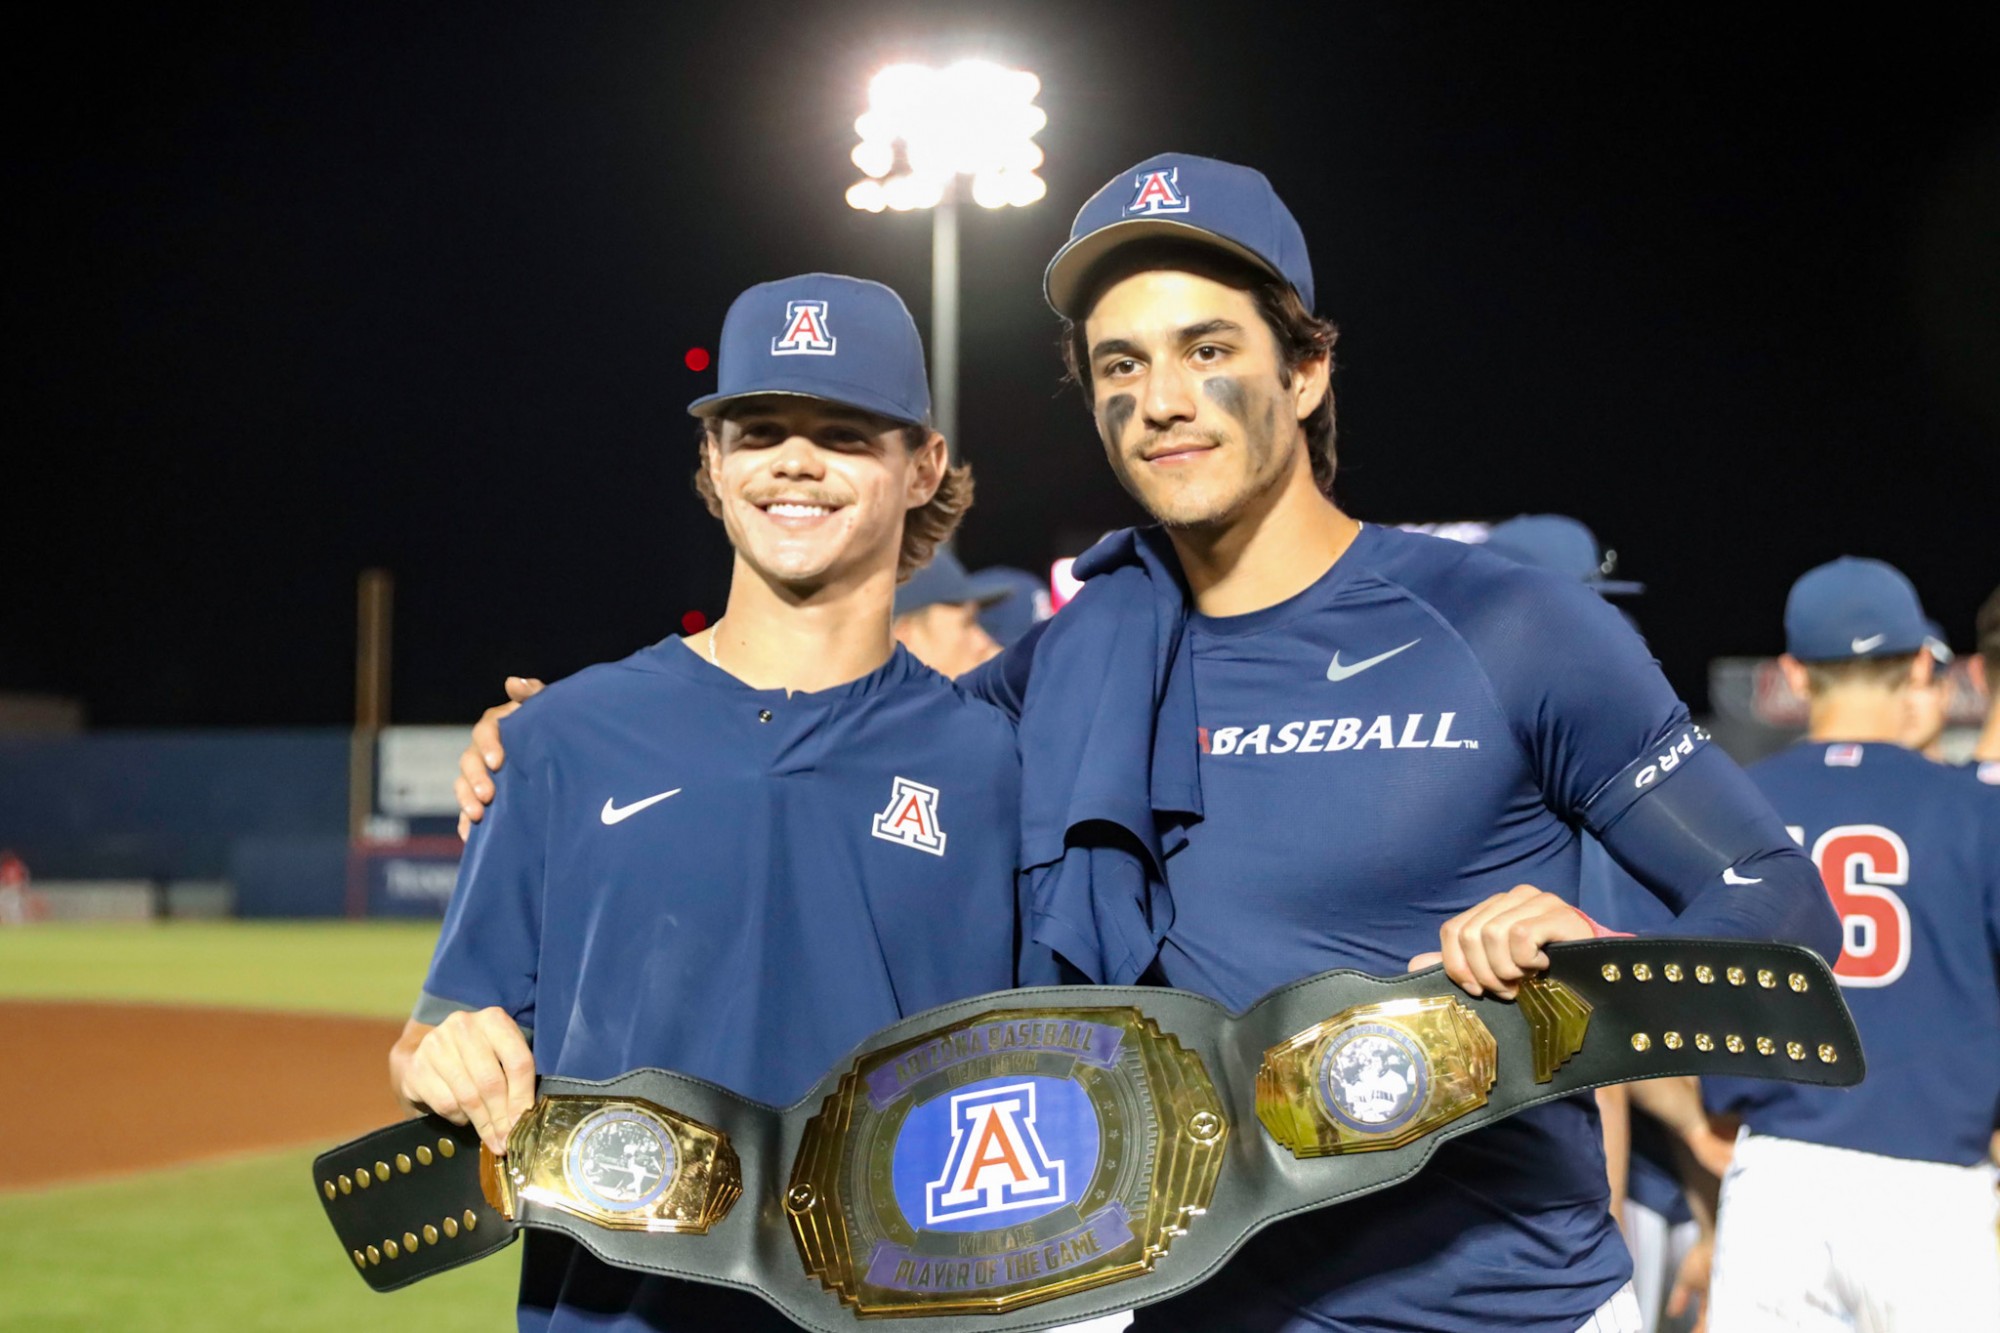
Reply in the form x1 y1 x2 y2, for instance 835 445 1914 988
766 503 830 517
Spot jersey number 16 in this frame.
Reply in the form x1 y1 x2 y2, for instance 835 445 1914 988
1787 824 1912 988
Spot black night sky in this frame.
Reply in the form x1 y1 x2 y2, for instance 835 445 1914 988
11 3 1997 727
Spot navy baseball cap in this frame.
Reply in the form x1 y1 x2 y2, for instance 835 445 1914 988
1783 557 1929 662
893 550 1011 617
1044 153 1315 318
971 566 1052 647
1483 515 1644 596
688 273 931 427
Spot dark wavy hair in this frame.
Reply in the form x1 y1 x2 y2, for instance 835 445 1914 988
1060 241 1341 494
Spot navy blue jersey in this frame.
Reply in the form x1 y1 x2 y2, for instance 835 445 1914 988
419 638 1024 1333
1138 525 1708 1332
1711 742 2000 1165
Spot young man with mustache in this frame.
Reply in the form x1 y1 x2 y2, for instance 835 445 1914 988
460 160 1840 1332
394 273 1050 1333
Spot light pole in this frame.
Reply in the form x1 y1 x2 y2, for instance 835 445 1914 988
845 61 1046 459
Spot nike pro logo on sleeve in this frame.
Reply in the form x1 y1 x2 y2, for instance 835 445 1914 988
1326 639 1420 682
600 789 683 825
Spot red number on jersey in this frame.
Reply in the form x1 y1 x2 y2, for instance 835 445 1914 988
1809 824 1912 987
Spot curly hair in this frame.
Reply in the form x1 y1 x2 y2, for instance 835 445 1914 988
1060 241 1340 495
691 420 972 582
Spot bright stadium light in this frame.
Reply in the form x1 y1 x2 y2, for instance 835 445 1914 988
845 59 1047 456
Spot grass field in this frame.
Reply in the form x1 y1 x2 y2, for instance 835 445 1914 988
0 921 450 1017
0 921 520 1331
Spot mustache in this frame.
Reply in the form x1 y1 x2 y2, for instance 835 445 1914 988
1130 426 1226 458
742 485 847 507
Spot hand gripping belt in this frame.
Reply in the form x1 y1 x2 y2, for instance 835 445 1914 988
314 939 1863 1330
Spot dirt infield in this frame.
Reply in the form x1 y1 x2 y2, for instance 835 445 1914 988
0 1001 408 1191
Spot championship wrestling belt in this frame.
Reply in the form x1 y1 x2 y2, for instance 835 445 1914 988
315 938 1863 1330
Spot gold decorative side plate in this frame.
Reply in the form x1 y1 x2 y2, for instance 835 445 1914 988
489 1096 741 1234
1257 995 1497 1157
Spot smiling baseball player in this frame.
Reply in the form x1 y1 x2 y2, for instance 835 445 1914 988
391 274 1049 1333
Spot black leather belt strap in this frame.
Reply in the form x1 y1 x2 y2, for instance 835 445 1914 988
316 938 1862 1326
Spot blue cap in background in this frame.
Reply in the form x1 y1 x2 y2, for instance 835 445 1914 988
1044 154 1315 317
1483 514 1643 596
970 566 1052 647
689 273 931 426
1783 557 1929 662
893 549 1012 618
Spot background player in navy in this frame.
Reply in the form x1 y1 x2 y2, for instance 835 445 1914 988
1486 514 1730 1333
390 274 1036 1333
890 547 1007 678
1975 584 2000 774
457 159 1842 1332
1899 621 1953 761
1704 557 2000 1329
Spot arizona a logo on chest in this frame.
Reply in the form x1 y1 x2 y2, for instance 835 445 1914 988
872 776 947 856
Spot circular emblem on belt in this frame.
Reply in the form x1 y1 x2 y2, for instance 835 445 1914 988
565 1108 677 1212
1316 1022 1429 1134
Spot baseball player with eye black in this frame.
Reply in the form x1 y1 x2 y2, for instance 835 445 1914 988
459 158 1841 1332
389 274 1100 1333
1701 558 2000 1331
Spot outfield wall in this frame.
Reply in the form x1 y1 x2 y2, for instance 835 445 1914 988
0 731 350 913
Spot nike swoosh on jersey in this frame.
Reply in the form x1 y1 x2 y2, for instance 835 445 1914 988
600 789 683 825
1850 633 1886 653
1722 867 1763 886
1326 639 1421 682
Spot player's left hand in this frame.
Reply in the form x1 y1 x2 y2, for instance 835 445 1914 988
1408 884 1595 999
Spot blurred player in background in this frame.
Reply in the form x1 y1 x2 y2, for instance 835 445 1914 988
1482 514 1728 1333
1899 620 1953 760
394 274 1052 1333
889 547 1007 677
1975 583 2000 772
972 564 1055 648
1483 516 1723 1331
1706 556 2000 1330
0 850 44 925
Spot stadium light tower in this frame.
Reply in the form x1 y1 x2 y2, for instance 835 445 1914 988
845 60 1047 458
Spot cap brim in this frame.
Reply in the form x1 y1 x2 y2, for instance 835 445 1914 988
1791 637 1929 663
965 574 1017 609
688 382 925 427
1044 219 1286 318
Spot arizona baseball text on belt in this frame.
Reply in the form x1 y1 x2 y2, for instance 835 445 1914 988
315 938 1863 1331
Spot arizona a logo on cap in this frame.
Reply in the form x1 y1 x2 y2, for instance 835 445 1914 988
1125 166 1190 216
772 299 837 356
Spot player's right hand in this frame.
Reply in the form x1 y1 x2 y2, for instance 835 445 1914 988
395 1008 537 1155
1665 1234 1712 1332
456 676 545 839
